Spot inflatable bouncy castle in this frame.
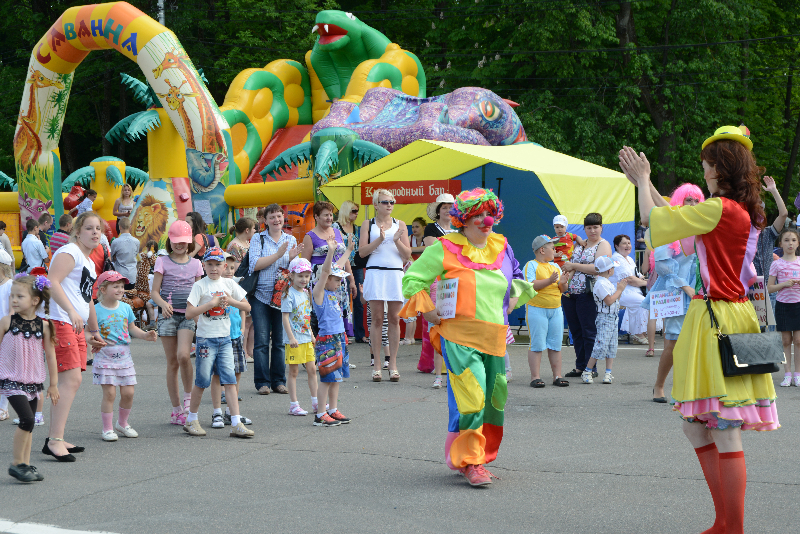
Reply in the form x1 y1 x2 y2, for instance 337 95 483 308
11 3 530 249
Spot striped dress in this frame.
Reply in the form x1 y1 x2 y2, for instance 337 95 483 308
0 315 46 400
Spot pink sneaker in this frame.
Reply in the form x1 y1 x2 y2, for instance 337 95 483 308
289 404 308 416
170 410 187 425
463 464 493 487
312 400 318 414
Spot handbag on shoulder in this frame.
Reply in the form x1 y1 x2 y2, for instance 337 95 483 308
235 235 264 298
704 296 784 377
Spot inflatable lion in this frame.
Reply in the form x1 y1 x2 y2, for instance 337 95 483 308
131 194 168 250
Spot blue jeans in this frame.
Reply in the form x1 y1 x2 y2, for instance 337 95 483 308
562 293 597 371
249 296 286 390
194 336 235 388
352 268 366 339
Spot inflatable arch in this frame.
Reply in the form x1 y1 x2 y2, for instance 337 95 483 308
13 1 233 240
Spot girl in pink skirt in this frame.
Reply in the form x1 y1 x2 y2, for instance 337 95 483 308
92 271 157 442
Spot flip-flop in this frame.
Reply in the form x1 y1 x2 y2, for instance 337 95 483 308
552 377 570 387
530 378 545 388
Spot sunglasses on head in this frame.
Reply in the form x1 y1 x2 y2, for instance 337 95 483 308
379 200 395 205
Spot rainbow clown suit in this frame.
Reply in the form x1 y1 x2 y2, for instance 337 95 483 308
401 228 535 471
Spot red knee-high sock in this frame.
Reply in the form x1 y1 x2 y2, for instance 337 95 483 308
694 443 725 534
718 451 746 534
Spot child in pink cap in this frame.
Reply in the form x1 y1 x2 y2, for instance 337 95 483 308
92 271 158 441
281 257 318 416
150 220 204 425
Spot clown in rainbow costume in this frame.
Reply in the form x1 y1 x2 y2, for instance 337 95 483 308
401 188 536 487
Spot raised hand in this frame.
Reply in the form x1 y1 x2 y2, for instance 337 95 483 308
618 146 651 185
379 225 386 242
762 175 777 192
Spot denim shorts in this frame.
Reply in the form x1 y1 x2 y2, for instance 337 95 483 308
663 314 686 341
157 313 197 337
213 336 246 375
526 305 564 352
195 336 236 388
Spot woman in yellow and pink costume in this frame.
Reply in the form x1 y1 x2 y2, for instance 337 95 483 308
401 188 535 487
620 125 779 534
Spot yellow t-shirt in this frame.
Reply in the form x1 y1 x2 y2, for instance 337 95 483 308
525 260 562 309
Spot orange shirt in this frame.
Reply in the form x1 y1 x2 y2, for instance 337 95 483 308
553 233 579 266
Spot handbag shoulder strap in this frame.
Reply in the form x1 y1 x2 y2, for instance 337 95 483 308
704 296 722 335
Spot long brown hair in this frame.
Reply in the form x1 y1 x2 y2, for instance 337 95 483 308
700 140 766 230
13 276 56 346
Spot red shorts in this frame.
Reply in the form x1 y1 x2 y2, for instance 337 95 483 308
53 320 87 373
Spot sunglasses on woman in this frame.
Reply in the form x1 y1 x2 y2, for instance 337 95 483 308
351 209 359 214
379 200 395 205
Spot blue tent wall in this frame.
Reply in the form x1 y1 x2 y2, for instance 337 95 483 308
453 162 636 333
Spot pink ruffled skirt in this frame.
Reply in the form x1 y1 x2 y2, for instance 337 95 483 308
674 397 779 431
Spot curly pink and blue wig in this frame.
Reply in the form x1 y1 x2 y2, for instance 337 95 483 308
449 188 504 229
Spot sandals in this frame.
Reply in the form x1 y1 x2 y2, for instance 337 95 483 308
552 377 570 387
372 370 382 382
0 409 8 421
564 369 583 377
530 378 546 388
645 349 655 357
389 369 400 382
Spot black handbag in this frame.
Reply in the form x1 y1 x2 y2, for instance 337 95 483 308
704 296 784 377
235 234 264 298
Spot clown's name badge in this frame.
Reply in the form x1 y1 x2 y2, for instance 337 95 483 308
436 278 459 320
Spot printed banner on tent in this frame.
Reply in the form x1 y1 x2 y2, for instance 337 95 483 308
749 276 775 328
649 290 683 319
361 180 461 205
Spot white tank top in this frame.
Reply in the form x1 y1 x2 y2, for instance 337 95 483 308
366 218 403 271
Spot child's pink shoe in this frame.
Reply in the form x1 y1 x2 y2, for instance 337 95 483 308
170 410 187 426
289 405 308 416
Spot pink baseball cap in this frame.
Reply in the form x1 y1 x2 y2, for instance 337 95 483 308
289 258 312 273
168 220 193 244
93 271 129 299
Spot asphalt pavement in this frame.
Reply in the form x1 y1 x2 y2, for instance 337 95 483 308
1 337 798 534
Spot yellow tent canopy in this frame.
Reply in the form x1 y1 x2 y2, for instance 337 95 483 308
321 139 633 228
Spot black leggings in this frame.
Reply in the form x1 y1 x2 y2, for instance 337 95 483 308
7 395 38 433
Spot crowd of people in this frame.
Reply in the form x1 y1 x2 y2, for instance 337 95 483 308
0 125 790 531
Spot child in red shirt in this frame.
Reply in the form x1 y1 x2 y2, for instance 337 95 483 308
552 215 586 266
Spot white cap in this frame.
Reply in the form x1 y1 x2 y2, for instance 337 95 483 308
553 215 568 227
594 255 619 273
0 249 12 265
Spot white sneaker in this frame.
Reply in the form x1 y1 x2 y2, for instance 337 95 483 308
602 372 613 384
432 376 442 389
382 361 389 369
289 404 308 416
780 375 792 387
211 413 224 428
581 370 593 384
793 375 800 387
349 363 356 369
114 421 138 438
102 430 119 441
506 370 512 382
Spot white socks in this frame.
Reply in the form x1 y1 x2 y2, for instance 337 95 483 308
187 412 198 423
231 415 241 426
